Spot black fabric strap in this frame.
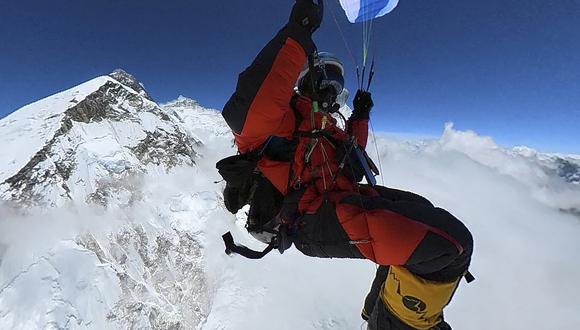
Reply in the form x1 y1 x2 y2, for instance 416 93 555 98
222 232 277 259
464 270 476 283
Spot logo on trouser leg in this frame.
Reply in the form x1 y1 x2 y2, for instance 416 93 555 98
383 267 459 329
402 296 426 313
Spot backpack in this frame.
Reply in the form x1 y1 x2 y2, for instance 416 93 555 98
216 152 287 259
216 152 284 234
216 152 260 214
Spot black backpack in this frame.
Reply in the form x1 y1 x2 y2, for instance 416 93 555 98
216 152 287 259
216 152 284 232
216 152 260 214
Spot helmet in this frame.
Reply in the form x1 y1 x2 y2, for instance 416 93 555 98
296 52 345 101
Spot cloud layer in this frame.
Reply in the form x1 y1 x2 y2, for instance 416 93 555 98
1 122 579 329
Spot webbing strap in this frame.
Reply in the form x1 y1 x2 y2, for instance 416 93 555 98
222 232 277 259
294 131 333 139
464 271 476 283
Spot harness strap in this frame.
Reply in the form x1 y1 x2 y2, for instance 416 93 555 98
294 131 333 139
222 232 277 259
464 270 476 283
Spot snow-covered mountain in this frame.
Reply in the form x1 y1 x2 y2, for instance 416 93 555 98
512 146 580 185
1 72 579 330
0 69 199 208
0 71 215 329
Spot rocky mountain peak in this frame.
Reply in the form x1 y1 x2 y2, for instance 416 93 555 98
0 72 230 330
0 72 200 207
109 69 152 101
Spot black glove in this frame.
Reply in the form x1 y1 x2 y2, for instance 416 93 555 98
352 90 374 120
290 0 323 33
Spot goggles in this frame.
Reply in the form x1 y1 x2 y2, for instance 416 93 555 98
317 64 344 97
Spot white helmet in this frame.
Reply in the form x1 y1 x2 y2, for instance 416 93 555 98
296 52 345 97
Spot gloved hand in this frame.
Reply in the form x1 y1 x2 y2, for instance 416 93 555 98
290 0 324 33
352 89 374 120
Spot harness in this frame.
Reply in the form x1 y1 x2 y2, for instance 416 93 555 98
218 95 380 259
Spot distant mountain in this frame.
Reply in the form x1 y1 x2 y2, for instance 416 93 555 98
161 95 232 142
513 146 580 185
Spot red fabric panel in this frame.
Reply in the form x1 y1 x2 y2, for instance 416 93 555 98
349 119 369 149
232 37 308 195
336 203 429 265
258 158 291 195
238 38 307 152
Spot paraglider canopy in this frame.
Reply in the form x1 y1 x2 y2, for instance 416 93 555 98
339 0 399 23
331 0 400 87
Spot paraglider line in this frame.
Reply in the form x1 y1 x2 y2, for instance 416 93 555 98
366 58 375 91
369 119 384 186
329 0 357 69
360 66 366 92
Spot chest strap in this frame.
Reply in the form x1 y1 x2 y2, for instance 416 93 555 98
294 130 333 139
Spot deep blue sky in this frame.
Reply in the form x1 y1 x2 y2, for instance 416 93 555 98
1 0 579 153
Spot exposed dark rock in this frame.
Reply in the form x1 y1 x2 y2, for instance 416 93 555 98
555 157 580 184
2 140 69 205
66 81 145 123
76 234 109 264
130 129 199 168
86 172 144 207
109 69 153 101
1 74 200 206
0 82 133 204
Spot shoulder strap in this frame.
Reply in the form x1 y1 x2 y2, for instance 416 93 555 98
291 94 303 132
294 130 333 139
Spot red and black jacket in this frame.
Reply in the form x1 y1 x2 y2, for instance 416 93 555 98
223 22 369 197
223 22 473 283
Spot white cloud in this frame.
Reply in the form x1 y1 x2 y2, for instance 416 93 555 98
1 120 579 329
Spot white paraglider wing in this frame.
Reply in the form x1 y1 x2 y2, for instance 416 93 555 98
339 0 399 23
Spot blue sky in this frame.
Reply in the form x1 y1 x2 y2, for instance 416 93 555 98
1 0 579 153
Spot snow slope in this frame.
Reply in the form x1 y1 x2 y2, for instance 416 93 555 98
0 70 199 208
0 76 115 183
1 74 580 329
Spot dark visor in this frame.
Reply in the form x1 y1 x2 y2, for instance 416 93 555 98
319 65 344 95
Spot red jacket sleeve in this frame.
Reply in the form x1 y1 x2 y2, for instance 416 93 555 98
348 118 369 149
222 23 314 153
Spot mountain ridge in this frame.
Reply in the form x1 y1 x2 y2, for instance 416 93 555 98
0 70 200 207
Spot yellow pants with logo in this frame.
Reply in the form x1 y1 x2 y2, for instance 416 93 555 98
380 266 460 330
